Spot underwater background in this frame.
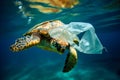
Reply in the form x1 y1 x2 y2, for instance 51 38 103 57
0 0 120 80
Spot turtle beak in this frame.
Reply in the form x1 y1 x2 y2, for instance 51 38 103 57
63 47 78 72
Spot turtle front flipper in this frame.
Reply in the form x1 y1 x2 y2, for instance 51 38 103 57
10 34 40 52
63 47 78 72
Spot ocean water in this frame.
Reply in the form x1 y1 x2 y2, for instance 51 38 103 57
1 0 120 80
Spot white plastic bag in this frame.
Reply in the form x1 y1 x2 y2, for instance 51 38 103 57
49 22 103 54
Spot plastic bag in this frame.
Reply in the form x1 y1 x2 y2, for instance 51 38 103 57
49 22 103 54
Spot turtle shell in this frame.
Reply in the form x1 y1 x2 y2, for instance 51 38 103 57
23 20 80 54
24 20 64 36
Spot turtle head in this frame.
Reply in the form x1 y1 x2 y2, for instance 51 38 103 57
10 35 40 52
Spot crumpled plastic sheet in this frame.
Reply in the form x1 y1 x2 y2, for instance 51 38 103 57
49 22 103 54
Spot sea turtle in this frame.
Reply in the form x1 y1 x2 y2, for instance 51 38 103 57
10 20 78 72
10 20 103 72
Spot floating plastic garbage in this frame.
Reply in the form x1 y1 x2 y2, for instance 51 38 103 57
49 22 103 54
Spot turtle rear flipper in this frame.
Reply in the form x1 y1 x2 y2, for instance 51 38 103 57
63 47 77 72
10 34 40 52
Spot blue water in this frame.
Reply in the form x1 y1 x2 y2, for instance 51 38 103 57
1 0 120 80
